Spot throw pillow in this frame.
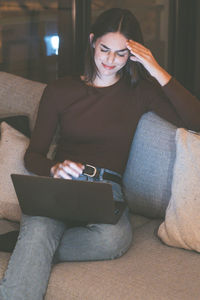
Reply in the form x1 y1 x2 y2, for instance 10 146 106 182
0 114 30 137
123 112 177 218
158 128 200 252
0 71 46 131
0 122 31 221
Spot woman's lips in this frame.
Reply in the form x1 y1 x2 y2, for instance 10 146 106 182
102 63 115 70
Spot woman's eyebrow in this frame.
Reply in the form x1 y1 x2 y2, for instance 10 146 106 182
100 43 129 53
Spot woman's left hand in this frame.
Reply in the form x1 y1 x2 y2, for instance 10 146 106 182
126 40 171 86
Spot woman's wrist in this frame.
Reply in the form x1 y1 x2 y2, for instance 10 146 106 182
152 66 172 86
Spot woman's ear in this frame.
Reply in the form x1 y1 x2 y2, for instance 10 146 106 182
89 33 95 48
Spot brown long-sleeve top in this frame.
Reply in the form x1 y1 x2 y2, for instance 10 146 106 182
24 76 200 176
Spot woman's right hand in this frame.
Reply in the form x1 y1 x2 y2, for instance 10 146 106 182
50 160 84 180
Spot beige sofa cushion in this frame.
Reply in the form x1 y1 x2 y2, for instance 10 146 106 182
1 217 200 300
158 128 200 252
0 72 59 159
0 72 46 130
0 122 31 221
45 219 200 300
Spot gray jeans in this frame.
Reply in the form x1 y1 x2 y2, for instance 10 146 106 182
0 175 132 300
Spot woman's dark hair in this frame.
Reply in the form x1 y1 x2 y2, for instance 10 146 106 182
83 8 151 86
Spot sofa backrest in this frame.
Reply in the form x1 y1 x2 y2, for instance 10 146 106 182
123 112 177 219
0 72 46 131
0 72 177 219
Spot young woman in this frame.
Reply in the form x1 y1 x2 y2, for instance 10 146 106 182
1 7 200 300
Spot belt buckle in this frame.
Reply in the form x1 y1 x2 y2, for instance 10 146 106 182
84 164 97 178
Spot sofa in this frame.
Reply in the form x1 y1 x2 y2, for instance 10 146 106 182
0 71 200 300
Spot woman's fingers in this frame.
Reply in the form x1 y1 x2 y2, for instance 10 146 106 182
127 40 150 52
126 39 161 77
126 40 152 61
54 168 72 179
126 39 172 85
62 161 84 178
63 161 84 174
51 160 84 179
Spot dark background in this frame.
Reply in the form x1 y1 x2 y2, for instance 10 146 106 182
168 0 200 98
0 0 199 98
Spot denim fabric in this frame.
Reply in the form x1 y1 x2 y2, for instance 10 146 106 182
0 173 132 300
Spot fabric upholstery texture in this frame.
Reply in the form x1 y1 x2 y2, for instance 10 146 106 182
0 72 45 130
0 122 31 221
45 219 200 300
0 219 19 234
158 128 200 252
0 114 30 137
123 112 177 218
1 217 200 300
1 71 200 300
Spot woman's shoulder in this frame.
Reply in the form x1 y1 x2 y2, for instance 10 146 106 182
40 75 86 109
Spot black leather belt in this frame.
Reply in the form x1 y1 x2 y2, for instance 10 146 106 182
83 164 122 185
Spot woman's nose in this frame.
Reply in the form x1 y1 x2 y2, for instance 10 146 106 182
106 52 116 64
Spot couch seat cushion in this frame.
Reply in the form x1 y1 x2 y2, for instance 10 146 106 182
1 216 200 300
45 219 200 300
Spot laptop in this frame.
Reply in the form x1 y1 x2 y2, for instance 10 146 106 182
11 174 126 225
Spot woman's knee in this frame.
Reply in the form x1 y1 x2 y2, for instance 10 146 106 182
19 215 65 245
88 218 133 259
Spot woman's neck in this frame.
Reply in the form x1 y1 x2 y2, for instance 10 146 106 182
81 74 120 88
93 75 120 87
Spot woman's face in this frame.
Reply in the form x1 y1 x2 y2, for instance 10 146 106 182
92 32 129 81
